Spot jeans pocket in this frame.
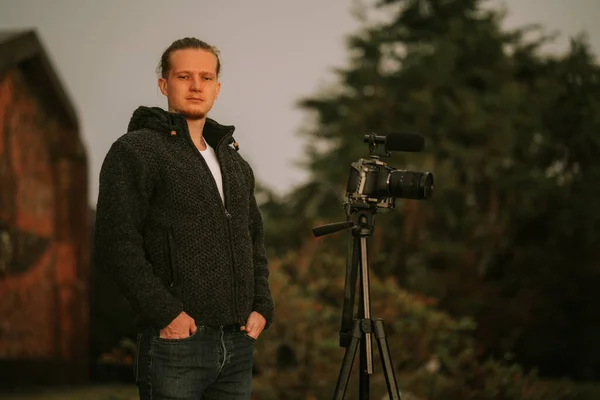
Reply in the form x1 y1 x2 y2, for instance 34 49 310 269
243 332 257 343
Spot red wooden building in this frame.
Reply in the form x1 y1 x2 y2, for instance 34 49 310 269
0 30 90 387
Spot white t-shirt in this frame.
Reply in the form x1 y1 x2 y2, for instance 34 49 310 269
199 144 224 204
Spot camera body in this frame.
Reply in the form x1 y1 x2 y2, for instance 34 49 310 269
345 157 434 210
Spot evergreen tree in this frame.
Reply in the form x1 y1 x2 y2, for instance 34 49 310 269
259 0 600 393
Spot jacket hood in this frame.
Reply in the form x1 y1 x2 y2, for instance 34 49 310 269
127 106 175 133
126 106 237 149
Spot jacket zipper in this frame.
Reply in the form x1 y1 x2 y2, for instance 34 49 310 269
215 132 242 325
223 208 241 324
166 229 179 294
183 126 242 325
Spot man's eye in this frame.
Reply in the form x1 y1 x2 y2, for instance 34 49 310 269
179 76 188 79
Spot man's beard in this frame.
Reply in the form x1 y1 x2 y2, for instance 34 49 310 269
170 104 206 120
181 107 206 120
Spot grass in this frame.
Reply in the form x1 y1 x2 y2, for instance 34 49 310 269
0 384 138 400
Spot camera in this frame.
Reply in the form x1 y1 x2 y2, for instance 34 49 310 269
345 133 434 209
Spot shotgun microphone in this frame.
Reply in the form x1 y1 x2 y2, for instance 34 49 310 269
363 132 425 152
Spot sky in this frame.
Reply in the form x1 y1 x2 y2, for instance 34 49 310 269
0 0 598 206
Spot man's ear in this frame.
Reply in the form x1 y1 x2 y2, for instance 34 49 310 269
215 81 221 99
158 78 168 96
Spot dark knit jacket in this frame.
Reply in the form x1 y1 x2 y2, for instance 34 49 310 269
93 106 274 330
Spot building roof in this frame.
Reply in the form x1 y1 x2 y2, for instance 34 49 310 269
0 29 78 131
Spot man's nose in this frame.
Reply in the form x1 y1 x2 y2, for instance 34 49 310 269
190 77 203 92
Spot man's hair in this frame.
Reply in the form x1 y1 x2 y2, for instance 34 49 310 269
157 37 221 79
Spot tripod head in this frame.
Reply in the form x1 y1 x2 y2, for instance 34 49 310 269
312 201 378 239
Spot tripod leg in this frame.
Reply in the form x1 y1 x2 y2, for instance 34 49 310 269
358 294 371 399
359 332 370 400
359 237 373 374
333 321 362 400
373 319 401 400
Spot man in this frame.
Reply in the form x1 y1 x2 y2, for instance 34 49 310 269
94 37 274 400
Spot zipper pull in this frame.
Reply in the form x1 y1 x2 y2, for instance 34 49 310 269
225 210 232 219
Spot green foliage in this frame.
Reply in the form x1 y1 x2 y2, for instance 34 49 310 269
252 241 597 399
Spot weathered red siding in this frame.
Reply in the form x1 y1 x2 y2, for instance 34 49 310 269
0 66 89 386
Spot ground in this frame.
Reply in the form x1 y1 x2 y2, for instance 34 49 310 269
0 384 138 400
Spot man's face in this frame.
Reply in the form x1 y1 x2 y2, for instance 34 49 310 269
158 48 221 120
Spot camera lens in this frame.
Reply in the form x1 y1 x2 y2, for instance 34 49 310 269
388 170 434 200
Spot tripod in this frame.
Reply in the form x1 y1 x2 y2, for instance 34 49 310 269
313 204 401 400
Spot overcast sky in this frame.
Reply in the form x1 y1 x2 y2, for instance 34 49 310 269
1 0 598 206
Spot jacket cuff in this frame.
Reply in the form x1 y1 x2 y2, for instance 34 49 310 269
150 301 185 330
252 300 274 330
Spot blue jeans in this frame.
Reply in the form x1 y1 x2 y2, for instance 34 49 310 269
134 324 256 400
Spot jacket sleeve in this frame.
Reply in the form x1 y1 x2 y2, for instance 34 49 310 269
247 169 275 329
94 139 184 329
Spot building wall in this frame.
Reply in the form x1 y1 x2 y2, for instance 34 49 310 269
0 66 89 386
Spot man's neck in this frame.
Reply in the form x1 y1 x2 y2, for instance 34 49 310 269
187 117 207 150
187 117 205 138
